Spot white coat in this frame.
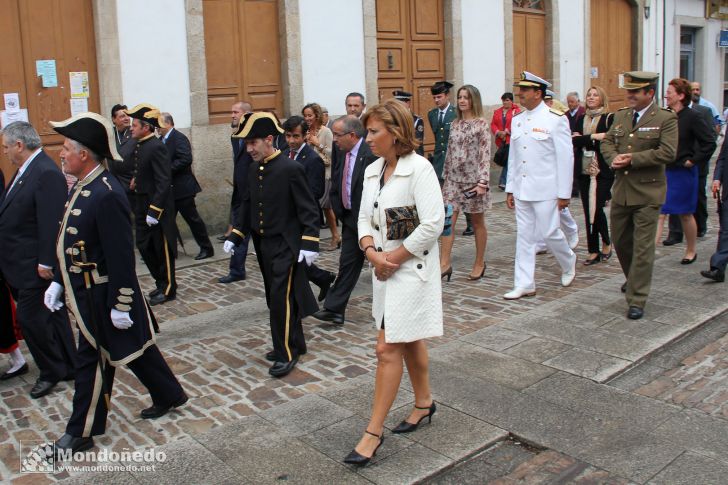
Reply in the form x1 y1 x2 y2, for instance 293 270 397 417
358 151 445 343
505 101 574 201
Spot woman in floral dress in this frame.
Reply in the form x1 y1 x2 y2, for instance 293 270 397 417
439 84 491 281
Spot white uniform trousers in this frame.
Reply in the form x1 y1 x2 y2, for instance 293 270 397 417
515 198 576 290
536 207 578 252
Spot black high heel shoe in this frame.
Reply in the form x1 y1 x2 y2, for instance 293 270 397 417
583 254 601 266
441 266 452 282
391 402 437 433
343 430 384 466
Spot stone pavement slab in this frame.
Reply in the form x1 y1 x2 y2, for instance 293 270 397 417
542 347 632 381
647 451 728 485
357 443 452 485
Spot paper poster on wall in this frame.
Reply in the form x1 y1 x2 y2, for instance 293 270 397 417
69 72 89 98
35 60 58 87
0 109 29 128
70 98 88 116
3 93 20 113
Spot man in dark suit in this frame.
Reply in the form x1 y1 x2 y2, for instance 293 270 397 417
109 104 136 207
282 115 335 301
158 113 214 260
124 104 176 305
219 101 253 284
312 116 377 325
702 136 728 282
664 102 717 245
0 121 76 398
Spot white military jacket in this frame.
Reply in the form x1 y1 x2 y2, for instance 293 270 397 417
505 101 574 201
358 152 445 343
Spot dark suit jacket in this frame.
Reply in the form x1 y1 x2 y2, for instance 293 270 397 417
566 106 586 132
0 151 68 289
329 139 377 225
714 136 728 202
285 144 325 201
164 128 201 200
668 107 715 170
231 137 253 218
110 128 135 192
691 103 717 175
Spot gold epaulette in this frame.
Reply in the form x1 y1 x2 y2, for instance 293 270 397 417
548 108 565 116
618 107 630 111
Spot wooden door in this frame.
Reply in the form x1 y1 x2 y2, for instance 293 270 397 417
590 0 634 109
203 0 282 124
0 0 100 183
376 0 445 155
513 1 546 80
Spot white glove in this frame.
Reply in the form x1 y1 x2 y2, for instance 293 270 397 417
44 282 64 312
110 309 134 330
146 215 159 226
298 250 318 266
223 240 235 254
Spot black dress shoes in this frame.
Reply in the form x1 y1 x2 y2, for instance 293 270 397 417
30 380 58 399
55 433 94 458
0 363 28 380
218 274 245 284
662 236 682 246
149 293 175 306
216 234 228 242
701 268 725 282
318 273 336 302
627 306 644 320
140 393 188 419
698 230 707 238
194 249 214 260
269 357 298 378
148 288 162 298
462 226 474 236
311 309 344 325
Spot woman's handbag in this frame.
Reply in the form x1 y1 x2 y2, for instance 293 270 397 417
493 144 509 167
384 206 419 240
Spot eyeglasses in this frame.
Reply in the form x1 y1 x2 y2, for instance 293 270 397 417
332 131 352 138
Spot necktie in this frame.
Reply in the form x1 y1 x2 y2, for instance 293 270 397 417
289 150 295 160
438 110 445 127
341 152 352 209
632 111 638 127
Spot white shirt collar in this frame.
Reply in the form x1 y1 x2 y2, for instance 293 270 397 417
635 102 652 121
163 127 174 142
15 148 43 177
440 103 450 115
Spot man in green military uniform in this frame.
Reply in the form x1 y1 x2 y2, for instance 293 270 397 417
393 90 424 156
600 71 678 320
427 81 456 180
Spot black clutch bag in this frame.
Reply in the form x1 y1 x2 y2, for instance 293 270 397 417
384 205 419 240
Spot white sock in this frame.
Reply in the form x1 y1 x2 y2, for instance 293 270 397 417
8 348 25 373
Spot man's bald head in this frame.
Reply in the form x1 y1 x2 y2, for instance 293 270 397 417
231 101 252 128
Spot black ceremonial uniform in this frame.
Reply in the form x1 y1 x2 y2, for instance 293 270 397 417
55 166 184 437
130 134 177 298
229 149 320 363
414 115 425 156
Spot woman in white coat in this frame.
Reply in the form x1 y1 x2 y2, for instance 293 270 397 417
344 100 445 466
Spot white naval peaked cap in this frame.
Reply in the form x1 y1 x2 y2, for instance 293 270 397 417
513 71 552 89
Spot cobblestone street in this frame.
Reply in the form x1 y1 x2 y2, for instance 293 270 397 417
2 195 728 484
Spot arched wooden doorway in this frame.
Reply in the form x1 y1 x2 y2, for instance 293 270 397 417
0 0 100 184
590 0 635 108
513 0 547 79
376 0 445 155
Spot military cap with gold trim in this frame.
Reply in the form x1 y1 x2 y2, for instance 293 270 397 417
232 112 284 140
124 103 167 129
392 90 413 101
513 71 552 90
544 89 556 100
619 71 659 90
430 81 454 95
50 112 122 161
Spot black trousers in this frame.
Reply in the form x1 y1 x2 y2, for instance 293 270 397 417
668 171 708 239
306 264 333 288
252 234 306 362
174 196 213 253
11 285 76 382
323 216 365 315
229 207 250 278
578 175 613 254
710 201 728 271
134 205 176 297
66 333 184 437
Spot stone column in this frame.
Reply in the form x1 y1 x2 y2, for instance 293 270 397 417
362 0 379 106
445 0 464 88
280 0 303 117
92 0 122 118
185 0 209 126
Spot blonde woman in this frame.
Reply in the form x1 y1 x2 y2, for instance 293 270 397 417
302 103 338 249
344 100 444 466
439 84 491 281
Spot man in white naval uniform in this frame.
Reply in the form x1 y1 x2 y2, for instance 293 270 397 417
504 72 577 299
